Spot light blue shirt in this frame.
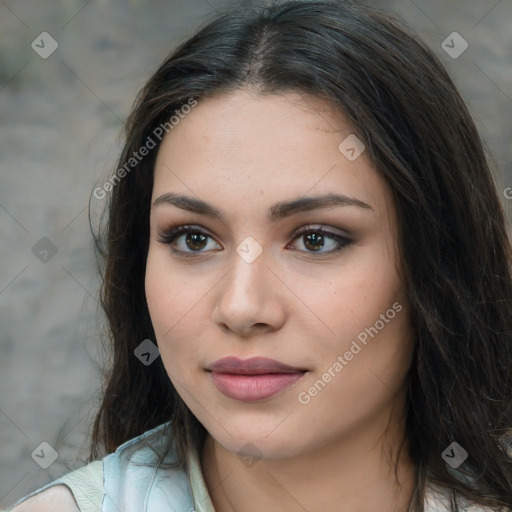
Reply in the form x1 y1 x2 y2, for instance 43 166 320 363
8 421 215 512
7 421 499 512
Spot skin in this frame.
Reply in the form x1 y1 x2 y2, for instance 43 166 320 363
145 88 417 512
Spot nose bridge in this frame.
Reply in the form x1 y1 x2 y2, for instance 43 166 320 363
224 239 269 304
213 238 283 334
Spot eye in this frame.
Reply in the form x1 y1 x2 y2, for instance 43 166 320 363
156 224 352 257
157 224 221 257
287 225 352 254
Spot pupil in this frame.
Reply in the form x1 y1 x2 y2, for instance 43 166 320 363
305 233 323 251
187 233 207 251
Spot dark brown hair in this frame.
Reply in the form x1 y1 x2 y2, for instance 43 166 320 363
89 1 512 510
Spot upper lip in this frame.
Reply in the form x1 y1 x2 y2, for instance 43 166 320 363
207 356 307 375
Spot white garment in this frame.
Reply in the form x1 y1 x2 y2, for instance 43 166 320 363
8 421 504 512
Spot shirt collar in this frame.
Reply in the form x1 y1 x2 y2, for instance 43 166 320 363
187 438 217 512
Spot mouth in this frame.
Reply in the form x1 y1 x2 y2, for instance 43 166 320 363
206 356 308 402
207 356 308 374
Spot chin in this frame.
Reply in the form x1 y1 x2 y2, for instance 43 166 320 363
202 417 307 460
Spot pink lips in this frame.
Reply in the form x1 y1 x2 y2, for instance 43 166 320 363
207 356 307 402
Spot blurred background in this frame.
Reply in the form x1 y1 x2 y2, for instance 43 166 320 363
0 0 511 506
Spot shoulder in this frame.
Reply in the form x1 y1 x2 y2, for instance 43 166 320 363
101 421 196 509
103 420 179 475
110 420 174 462
425 481 508 512
8 460 103 512
10 485 79 512
9 422 191 512
104 419 188 473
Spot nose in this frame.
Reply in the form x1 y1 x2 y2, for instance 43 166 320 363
212 245 287 338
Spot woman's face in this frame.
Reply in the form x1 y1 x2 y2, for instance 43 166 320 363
145 88 415 459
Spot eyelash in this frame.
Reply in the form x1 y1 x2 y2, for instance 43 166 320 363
157 224 352 258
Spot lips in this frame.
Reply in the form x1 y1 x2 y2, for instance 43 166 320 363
206 356 307 402
207 356 307 375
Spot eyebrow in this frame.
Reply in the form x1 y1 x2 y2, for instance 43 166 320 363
152 192 373 222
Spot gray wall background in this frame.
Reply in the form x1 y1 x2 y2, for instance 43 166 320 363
1 0 511 506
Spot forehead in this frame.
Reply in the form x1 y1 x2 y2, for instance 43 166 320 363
152 89 392 221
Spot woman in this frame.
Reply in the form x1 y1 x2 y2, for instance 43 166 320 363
8 1 512 511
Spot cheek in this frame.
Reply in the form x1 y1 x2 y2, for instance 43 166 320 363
144 248 200 366
145 250 173 332
296 297 412 441
145 244 206 328
294 244 404 347
326 290 412 406
299 242 413 394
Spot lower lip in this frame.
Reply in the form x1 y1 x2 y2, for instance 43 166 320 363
210 372 305 402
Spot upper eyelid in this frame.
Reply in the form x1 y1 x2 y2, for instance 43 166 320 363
157 224 351 248
157 223 349 239
292 224 350 238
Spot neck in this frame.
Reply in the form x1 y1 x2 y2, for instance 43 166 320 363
201 402 417 512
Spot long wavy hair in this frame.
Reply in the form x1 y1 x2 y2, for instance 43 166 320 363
88 1 512 510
